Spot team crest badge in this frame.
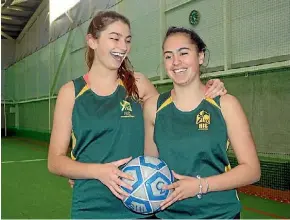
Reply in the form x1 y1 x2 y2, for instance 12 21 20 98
196 110 210 130
120 100 134 118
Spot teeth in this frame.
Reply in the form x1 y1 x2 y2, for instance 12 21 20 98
111 52 125 57
173 68 187 73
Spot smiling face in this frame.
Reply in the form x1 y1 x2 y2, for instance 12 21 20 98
163 33 205 86
87 20 132 71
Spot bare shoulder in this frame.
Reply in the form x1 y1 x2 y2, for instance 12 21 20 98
143 94 159 121
55 81 75 110
144 93 159 108
57 81 75 100
134 72 158 101
134 72 150 86
134 71 146 80
220 94 241 108
220 94 247 121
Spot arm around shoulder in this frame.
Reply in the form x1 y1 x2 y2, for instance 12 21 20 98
134 72 159 102
143 95 159 157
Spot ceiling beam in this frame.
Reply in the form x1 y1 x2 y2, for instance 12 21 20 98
1 24 22 31
10 0 29 5
1 14 28 22
1 0 14 10
17 0 48 41
6 5 33 12
1 14 14 20
1 30 15 41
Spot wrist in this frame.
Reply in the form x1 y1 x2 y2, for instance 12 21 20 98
201 178 209 194
88 163 102 179
196 175 210 199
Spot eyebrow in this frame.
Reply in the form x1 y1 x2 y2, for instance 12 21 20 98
164 47 190 54
109 32 132 38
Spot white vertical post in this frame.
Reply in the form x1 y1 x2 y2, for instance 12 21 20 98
159 0 166 80
223 0 232 70
15 104 19 129
4 97 7 137
48 25 52 131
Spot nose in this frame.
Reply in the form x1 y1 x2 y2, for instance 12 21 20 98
118 39 128 52
172 55 181 66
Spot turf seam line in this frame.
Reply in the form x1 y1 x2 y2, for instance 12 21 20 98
2 159 47 164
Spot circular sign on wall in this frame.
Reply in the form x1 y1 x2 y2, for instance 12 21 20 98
189 10 200 26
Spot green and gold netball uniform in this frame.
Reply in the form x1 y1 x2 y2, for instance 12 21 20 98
154 91 241 219
70 74 146 219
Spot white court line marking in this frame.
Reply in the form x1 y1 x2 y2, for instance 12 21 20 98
2 159 47 164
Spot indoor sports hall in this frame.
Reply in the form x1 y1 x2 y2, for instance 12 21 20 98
1 0 289 218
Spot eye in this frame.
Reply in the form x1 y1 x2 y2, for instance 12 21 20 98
165 55 172 60
126 39 131 44
180 52 188 56
110 38 119 41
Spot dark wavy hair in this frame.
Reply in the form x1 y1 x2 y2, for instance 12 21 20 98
162 26 207 53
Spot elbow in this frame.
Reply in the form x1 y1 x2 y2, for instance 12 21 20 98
47 159 55 174
251 165 261 184
47 156 59 175
254 167 261 183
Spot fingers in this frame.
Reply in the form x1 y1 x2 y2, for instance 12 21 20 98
112 157 132 167
115 177 133 191
206 81 225 98
219 88 227 96
116 169 134 181
163 182 179 190
111 181 129 198
172 170 184 180
108 185 124 200
68 179 74 188
205 79 214 87
160 189 182 210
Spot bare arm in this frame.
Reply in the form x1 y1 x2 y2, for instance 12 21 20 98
48 82 137 199
143 95 159 157
206 94 261 192
205 79 227 98
135 72 159 102
161 94 260 209
47 82 99 179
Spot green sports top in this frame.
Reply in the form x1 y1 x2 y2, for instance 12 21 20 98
154 91 241 219
70 74 146 219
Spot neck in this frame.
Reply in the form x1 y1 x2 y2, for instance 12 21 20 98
172 79 206 111
88 60 119 87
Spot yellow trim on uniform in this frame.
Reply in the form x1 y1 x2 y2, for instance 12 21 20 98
71 151 76 161
205 98 221 110
71 131 76 149
157 96 173 113
226 139 230 151
71 131 76 160
119 79 125 87
76 85 89 99
225 164 231 172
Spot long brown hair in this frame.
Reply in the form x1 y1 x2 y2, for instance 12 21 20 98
85 11 139 100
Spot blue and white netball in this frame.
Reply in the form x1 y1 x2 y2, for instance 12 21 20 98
121 156 174 214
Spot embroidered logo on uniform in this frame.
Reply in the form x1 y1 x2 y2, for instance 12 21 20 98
120 100 135 118
196 110 210 130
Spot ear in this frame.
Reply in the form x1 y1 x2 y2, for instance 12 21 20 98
198 51 205 65
86 34 98 50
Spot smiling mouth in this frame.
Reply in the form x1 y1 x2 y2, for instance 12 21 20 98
110 52 126 62
173 68 188 74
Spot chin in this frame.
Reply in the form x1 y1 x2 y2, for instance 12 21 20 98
171 77 190 86
107 64 120 71
175 81 190 86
